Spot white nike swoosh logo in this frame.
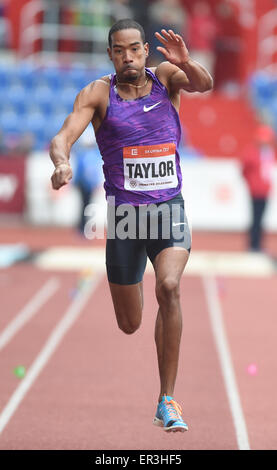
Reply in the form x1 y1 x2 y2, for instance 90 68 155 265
172 222 187 227
143 102 162 112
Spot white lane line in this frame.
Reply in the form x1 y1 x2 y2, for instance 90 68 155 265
0 278 60 351
202 275 251 451
0 274 102 435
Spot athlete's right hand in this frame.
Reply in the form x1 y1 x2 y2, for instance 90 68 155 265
51 163 73 190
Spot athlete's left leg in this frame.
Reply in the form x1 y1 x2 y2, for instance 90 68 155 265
152 246 189 403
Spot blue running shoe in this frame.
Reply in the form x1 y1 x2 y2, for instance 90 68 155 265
153 395 188 432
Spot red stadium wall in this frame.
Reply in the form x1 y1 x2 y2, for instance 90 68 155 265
181 0 277 86
5 0 277 74
179 92 258 158
178 0 277 158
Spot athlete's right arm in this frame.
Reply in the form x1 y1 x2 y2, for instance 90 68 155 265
50 81 102 190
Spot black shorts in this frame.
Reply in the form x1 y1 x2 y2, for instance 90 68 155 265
106 192 191 285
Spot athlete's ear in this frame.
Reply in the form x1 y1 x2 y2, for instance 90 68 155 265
144 42 149 58
107 47 112 61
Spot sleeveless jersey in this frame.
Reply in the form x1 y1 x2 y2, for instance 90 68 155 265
95 67 182 205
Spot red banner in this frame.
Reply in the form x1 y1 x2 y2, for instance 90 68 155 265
0 156 25 213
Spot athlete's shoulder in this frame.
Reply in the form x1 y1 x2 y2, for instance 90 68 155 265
84 75 111 95
146 65 170 92
154 62 182 93
93 74 112 87
74 75 111 109
147 66 157 74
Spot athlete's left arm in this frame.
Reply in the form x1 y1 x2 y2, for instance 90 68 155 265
155 29 213 93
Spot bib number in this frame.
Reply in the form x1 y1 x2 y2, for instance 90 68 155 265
123 143 178 191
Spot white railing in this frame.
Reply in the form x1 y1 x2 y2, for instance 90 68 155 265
19 0 112 65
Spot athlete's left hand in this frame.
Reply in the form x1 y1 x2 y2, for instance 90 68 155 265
155 29 190 66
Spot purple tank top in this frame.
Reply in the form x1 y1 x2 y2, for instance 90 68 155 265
95 67 182 205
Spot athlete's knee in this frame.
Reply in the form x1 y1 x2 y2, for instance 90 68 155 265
118 320 141 335
155 277 180 305
116 314 142 335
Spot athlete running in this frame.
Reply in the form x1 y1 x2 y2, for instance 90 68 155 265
50 19 213 433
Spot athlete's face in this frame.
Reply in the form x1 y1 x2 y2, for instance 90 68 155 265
108 29 149 82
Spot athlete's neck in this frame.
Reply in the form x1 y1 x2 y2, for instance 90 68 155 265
115 70 152 100
116 71 148 89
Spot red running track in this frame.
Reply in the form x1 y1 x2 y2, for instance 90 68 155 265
0 261 276 450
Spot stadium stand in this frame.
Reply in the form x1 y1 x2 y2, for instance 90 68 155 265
0 63 111 151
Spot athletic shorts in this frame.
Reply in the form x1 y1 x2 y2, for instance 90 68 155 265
106 192 191 285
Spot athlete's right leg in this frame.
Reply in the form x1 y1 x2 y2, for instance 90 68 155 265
108 280 143 334
106 233 147 334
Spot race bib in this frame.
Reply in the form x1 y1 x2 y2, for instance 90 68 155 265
123 143 178 191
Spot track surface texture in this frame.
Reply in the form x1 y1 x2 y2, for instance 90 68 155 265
0 225 276 450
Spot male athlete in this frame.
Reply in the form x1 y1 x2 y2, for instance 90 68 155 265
50 19 213 432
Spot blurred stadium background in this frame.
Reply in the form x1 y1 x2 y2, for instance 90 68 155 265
0 0 277 261
2 1 277 451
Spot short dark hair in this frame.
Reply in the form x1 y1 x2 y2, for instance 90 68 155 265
108 19 145 48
